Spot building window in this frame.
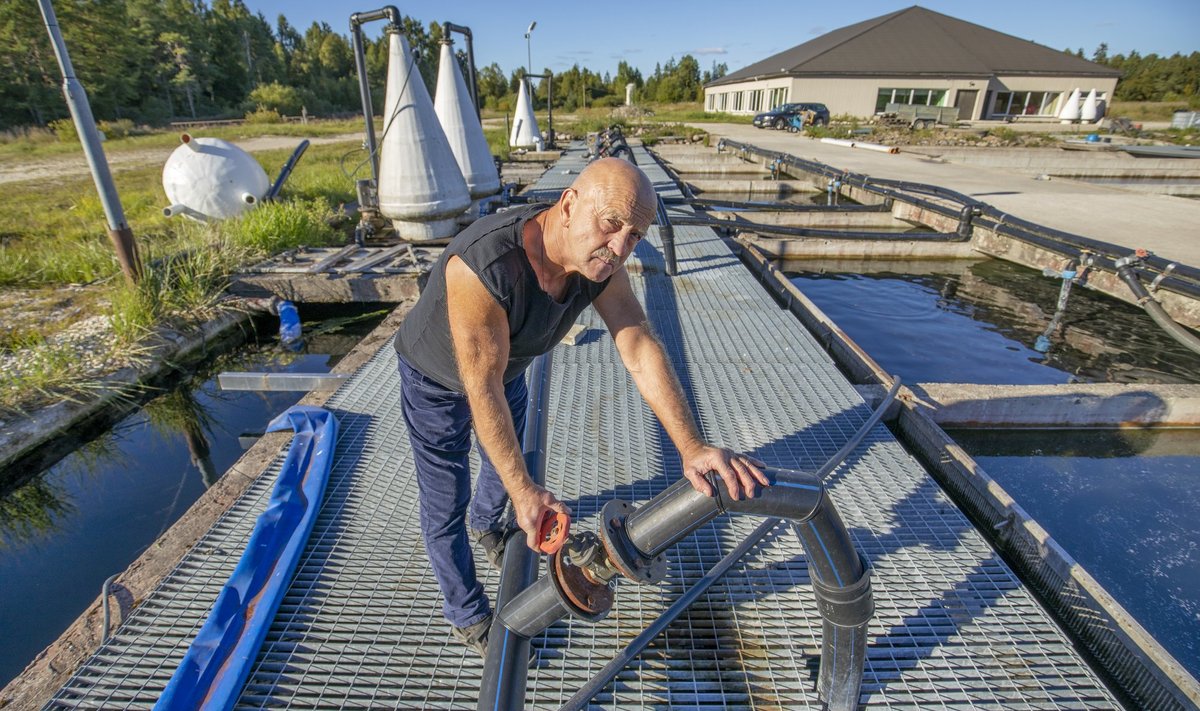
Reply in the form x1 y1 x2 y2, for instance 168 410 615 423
875 88 949 113
991 91 1062 117
733 91 744 111
718 92 728 111
706 93 715 111
749 89 763 112
767 87 788 110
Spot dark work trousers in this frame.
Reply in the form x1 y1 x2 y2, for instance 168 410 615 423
397 355 527 628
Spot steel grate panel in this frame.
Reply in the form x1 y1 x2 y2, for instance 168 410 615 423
47 146 1121 710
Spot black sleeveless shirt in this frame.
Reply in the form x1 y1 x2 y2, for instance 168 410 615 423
395 204 612 393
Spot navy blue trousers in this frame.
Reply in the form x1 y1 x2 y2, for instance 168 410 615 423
397 355 526 627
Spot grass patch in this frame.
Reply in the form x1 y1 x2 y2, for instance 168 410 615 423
1108 101 1195 121
0 118 365 163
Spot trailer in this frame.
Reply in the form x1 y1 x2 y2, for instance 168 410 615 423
877 102 960 129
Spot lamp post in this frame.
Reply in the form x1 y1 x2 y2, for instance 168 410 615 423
524 20 536 76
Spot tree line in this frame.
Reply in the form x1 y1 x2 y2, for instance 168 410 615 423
0 0 727 131
1068 44 1200 104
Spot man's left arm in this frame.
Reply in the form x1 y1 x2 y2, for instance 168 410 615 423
593 269 768 500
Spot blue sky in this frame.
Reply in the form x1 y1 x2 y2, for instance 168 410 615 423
247 1 1197 78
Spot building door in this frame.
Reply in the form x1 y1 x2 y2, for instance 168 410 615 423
955 90 978 120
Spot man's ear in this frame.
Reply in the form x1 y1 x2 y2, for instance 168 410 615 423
559 187 578 228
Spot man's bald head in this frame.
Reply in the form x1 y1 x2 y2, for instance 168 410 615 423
569 157 656 230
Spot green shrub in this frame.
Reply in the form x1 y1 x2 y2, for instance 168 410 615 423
989 127 1020 142
249 82 306 116
98 119 135 139
244 107 283 124
49 118 79 142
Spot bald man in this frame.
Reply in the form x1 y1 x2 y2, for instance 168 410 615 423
394 158 766 656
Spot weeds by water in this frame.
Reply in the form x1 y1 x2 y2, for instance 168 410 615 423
0 140 350 412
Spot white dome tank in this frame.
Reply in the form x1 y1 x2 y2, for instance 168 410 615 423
1080 89 1100 122
1059 88 1082 122
509 78 543 149
377 30 471 240
434 40 499 213
161 134 270 221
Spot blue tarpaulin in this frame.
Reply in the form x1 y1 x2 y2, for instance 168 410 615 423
155 406 338 710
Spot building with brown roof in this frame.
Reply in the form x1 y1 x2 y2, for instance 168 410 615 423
703 6 1120 121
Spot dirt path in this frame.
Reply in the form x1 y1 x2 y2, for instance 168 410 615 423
0 132 364 185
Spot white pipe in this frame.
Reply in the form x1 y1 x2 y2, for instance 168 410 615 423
180 133 199 151
240 192 257 205
163 203 189 217
855 141 900 155
818 138 899 154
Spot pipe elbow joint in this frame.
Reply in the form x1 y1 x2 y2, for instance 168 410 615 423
812 553 874 628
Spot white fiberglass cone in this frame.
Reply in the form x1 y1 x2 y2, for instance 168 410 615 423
434 41 499 207
377 30 470 240
1080 89 1099 122
1059 88 1082 122
509 77 542 148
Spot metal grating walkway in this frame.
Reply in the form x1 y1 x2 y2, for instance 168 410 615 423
49 146 1121 709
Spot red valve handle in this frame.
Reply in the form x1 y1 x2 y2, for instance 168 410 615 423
537 511 570 555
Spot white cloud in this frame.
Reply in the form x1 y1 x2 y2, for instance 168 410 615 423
692 47 728 55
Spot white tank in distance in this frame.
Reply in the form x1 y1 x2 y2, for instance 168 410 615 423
434 39 500 212
376 28 471 240
510 77 543 149
162 134 270 220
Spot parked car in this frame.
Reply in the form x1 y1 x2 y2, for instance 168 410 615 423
753 102 830 129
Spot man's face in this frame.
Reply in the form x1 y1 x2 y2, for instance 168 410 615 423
568 184 654 282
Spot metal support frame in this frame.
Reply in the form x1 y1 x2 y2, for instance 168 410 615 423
349 6 402 189
442 22 479 120
525 72 555 149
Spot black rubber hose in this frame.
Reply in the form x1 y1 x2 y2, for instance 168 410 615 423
654 193 677 276
1116 263 1200 355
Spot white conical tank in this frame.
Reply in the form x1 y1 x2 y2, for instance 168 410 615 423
1059 88 1082 122
509 77 542 148
377 29 471 240
1080 89 1099 122
434 40 499 212
161 134 269 221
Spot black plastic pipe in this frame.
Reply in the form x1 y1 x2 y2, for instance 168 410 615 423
670 196 891 213
477 353 553 711
1116 258 1200 355
715 138 1200 300
264 139 310 202
349 6 401 186
654 193 678 276
671 214 959 242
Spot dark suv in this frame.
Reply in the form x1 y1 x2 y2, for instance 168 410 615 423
753 102 830 129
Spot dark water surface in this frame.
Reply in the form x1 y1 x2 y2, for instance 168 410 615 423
0 306 388 687
950 428 1200 677
785 257 1200 384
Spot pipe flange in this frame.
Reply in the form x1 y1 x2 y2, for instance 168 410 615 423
553 550 613 619
810 552 874 628
599 499 668 585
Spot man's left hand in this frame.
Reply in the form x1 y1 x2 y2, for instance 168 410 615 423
681 445 768 501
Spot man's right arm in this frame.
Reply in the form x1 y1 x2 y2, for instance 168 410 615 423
445 256 569 550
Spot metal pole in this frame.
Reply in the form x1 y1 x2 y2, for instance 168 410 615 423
349 7 400 187
37 0 140 283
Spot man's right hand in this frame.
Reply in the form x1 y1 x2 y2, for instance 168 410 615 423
511 483 571 551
